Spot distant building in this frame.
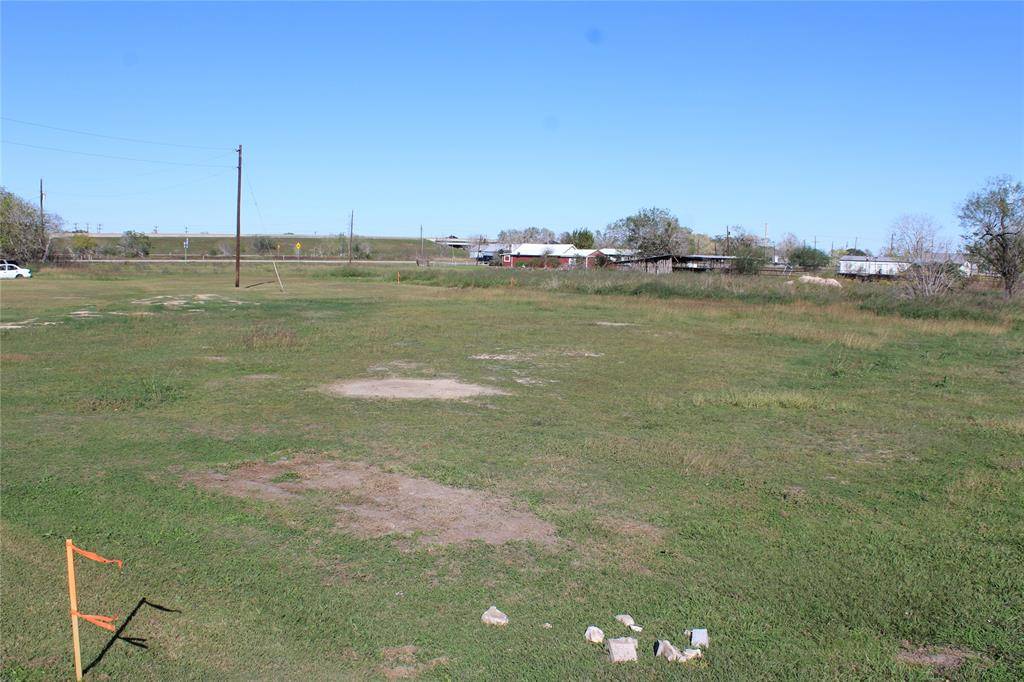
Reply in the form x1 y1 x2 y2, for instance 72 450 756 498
838 256 909 278
839 254 977 278
501 243 579 268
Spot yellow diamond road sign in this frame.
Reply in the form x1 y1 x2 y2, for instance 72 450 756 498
295 242 302 250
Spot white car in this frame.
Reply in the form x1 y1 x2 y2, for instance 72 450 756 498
0 261 32 279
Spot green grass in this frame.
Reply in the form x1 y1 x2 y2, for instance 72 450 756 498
2 264 1022 680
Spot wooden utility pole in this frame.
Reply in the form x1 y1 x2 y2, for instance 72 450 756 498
725 225 731 256
348 210 354 263
419 224 424 261
39 178 45 231
235 145 242 287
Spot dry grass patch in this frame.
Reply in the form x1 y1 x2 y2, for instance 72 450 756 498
186 457 557 547
692 389 830 410
897 642 981 675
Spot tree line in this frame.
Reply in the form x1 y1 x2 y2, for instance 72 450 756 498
3 177 1022 296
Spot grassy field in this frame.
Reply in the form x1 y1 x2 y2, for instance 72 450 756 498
1 264 1022 680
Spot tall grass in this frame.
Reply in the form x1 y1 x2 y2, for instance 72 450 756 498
313 266 1019 323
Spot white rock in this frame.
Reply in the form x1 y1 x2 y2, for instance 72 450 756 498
629 624 643 632
614 614 635 627
796 275 842 288
606 636 638 663
687 628 709 648
542 623 552 629
654 639 703 662
481 606 508 626
584 625 604 643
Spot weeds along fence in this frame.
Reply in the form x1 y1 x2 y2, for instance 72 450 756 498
311 266 1018 322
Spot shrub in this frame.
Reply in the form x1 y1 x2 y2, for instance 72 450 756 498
118 230 151 257
789 246 830 269
252 236 277 254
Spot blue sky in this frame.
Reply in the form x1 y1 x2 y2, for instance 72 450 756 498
2 2 1021 250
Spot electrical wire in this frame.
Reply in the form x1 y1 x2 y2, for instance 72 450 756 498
47 169 233 199
1 116 232 151
245 176 267 231
2 140 235 167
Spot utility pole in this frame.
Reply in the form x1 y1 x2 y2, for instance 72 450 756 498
348 210 354 263
725 225 731 256
39 178 45 238
813 236 817 251
763 222 769 261
234 145 242 287
419 224 424 261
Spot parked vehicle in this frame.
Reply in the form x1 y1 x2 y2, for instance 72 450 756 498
0 260 32 279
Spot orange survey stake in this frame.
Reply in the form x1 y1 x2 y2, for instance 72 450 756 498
65 539 123 680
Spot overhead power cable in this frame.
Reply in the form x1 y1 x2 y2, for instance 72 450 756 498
1 116 232 151
48 169 233 199
246 176 267 231
2 140 234 167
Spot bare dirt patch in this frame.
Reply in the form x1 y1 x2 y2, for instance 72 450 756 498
186 458 557 547
369 360 425 373
470 353 532 361
241 373 279 381
594 321 636 327
379 645 448 679
562 350 604 358
897 642 979 674
322 378 508 400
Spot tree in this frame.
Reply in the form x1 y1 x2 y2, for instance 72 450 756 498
732 243 766 274
890 214 960 298
0 187 63 262
844 248 868 257
118 230 152 257
559 229 595 249
497 227 556 244
70 233 97 258
606 207 682 256
960 176 1024 298
775 232 801 260
788 246 830 269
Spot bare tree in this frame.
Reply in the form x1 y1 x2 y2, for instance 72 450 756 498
890 214 959 298
0 187 63 261
775 232 801 260
497 227 556 244
960 176 1024 298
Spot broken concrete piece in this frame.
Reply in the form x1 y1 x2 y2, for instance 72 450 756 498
687 628 709 648
606 637 638 663
654 640 702 663
614 614 635 627
584 626 604 644
629 624 643 633
542 623 552 629
481 606 508 626
796 274 842 288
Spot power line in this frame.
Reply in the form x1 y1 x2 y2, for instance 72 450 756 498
47 169 233 199
1 116 232 151
245 176 267 231
2 140 235 167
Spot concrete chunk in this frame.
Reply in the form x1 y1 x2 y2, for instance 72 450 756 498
606 636 638 663
687 628 709 648
654 640 703 663
584 626 604 643
481 606 508 626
